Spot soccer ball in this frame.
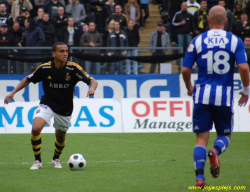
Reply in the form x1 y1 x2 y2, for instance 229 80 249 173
68 153 87 171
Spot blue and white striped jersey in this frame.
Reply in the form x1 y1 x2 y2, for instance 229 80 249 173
183 29 247 107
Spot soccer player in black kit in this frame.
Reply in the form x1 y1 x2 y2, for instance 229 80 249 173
4 42 98 170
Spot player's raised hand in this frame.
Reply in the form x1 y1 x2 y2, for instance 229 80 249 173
4 93 14 104
87 89 95 97
238 91 249 107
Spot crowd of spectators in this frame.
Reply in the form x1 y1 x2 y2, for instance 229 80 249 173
0 0 250 74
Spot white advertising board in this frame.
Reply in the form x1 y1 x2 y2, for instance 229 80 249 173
121 98 250 133
0 99 122 133
0 98 249 133
122 98 193 133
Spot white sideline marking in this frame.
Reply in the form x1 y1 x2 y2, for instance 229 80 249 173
0 160 156 165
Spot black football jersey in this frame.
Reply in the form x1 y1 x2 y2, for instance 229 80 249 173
27 61 93 116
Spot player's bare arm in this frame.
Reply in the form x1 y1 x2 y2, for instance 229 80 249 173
4 77 30 104
87 79 98 97
238 63 250 107
182 66 193 96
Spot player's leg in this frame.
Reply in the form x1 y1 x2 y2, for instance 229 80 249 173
208 106 233 178
31 117 46 163
193 104 213 187
52 129 67 168
30 105 53 170
52 114 71 168
194 132 209 187
213 134 231 155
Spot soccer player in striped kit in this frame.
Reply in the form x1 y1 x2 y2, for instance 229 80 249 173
182 5 249 187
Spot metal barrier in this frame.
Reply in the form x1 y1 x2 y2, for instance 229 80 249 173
0 47 52 74
0 46 183 74
70 47 183 75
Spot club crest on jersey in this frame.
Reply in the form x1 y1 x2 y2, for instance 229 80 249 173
204 36 229 46
65 73 71 81
188 44 194 52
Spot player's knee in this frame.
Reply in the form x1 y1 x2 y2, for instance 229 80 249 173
31 125 43 135
56 136 66 143
56 130 66 142
31 126 41 136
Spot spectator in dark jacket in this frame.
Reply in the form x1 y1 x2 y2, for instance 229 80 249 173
0 0 9 13
244 0 250 19
101 0 115 33
8 22 24 74
43 0 64 20
8 21 22 42
233 3 243 23
103 19 114 46
87 0 105 33
6 0 13 15
80 23 88 37
107 5 128 30
233 13 250 41
192 0 208 36
169 0 182 44
0 23 17 74
218 0 233 32
125 19 140 74
0 23 17 46
23 17 45 73
16 6 29 27
52 6 68 41
172 2 193 53
80 21 103 74
24 18 45 46
0 3 12 27
244 36 250 66
39 13 55 46
34 7 44 25
107 21 128 74
61 16 81 46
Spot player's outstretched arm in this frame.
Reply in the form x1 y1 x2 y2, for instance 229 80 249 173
238 63 250 107
182 66 193 96
87 79 98 97
4 77 30 104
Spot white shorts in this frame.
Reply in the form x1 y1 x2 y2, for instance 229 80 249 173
33 104 71 132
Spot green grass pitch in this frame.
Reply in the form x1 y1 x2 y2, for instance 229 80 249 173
0 133 249 192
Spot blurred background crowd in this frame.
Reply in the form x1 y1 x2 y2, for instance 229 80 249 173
0 0 250 74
